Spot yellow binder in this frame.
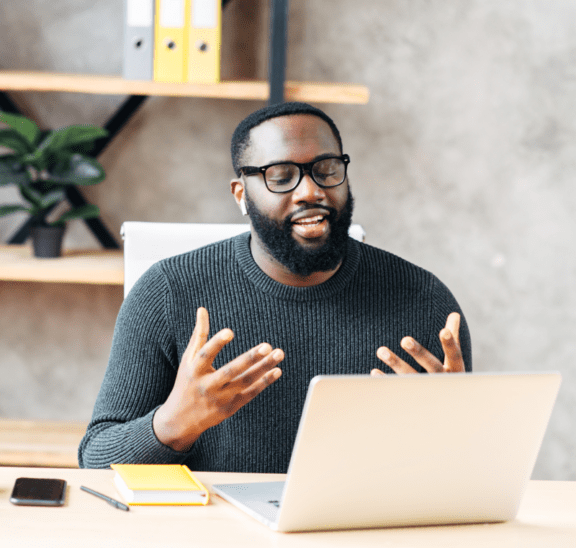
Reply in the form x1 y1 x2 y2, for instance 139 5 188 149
154 0 187 83
187 0 221 83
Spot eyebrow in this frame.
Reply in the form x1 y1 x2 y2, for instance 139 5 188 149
264 152 342 165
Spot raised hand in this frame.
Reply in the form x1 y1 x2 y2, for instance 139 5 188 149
371 312 464 376
153 307 284 451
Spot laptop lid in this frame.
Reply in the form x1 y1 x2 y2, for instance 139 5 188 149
272 372 561 532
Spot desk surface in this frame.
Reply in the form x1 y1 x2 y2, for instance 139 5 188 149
1 467 575 547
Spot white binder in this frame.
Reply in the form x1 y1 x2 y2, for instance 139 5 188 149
123 0 155 80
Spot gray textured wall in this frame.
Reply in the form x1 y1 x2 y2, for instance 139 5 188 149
0 1 574 480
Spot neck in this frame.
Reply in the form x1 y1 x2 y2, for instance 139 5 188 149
249 233 341 287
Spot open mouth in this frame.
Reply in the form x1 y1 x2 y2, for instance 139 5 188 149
291 214 329 239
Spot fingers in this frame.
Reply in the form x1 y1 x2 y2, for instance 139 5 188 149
159 337 282 450
401 337 445 373
189 327 235 375
377 338 445 375
229 350 285 390
215 345 284 391
184 307 210 362
377 346 419 374
440 328 465 372
370 368 385 377
213 367 283 420
208 346 284 418
378 312 465 375
445 312 461 346
234 366 283 406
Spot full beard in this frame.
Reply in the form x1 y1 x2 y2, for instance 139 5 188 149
244 188 355 277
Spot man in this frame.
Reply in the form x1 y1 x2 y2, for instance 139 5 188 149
79 102 471 472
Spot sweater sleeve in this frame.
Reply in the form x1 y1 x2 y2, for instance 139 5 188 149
78 264 189 468
425 275 473 372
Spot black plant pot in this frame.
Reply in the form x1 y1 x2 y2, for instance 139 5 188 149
30 225 66 258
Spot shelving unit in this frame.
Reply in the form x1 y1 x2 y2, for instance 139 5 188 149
0 1 371 468
0 72 369 250
0 71 369 104
1 0 369 254
0 71 368 283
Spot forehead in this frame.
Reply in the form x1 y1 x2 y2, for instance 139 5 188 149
245 114 340 166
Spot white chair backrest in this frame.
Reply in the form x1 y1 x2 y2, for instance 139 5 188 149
121 221 366 298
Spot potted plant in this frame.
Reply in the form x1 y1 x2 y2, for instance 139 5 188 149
0 111 108 257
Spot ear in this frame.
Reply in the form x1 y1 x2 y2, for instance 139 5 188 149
230 178 246 213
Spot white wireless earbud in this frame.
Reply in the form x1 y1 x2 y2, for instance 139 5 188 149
240 198 248 216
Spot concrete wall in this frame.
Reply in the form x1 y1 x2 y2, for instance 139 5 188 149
0 0 574 480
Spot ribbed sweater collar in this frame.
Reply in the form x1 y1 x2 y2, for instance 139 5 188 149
233 231 361 302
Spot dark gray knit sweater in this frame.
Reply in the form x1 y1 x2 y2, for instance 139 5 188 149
78 232 472 472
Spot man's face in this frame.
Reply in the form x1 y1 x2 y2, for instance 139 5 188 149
238 114 353 277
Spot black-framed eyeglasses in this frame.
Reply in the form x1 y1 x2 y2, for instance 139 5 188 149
239 154 350 194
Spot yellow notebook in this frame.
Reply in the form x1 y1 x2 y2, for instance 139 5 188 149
111 464 210 505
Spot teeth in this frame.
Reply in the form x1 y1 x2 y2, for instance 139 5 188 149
294 215 324 225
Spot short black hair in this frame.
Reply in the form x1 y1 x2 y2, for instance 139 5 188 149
230 102 343 176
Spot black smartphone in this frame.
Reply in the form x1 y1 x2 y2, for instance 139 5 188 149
10 477 67 507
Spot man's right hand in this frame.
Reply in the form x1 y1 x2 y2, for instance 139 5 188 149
153 307 284 452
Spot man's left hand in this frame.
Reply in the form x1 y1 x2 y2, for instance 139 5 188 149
371 312 464 376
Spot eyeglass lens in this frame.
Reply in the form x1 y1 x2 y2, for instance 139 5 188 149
265 158 346 191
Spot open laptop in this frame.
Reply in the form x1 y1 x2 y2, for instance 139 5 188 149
213 372 561 532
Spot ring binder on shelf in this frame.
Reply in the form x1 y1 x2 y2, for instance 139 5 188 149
187 0 221 83
154 0 187 83
123 0 155 80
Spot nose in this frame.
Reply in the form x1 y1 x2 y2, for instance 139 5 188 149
291 172 326 204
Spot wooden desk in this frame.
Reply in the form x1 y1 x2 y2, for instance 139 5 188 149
1 467 575 547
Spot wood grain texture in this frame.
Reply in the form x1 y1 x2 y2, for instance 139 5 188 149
0 468 575 546
0 420 88 467
0 245 123 285
0 71 370 104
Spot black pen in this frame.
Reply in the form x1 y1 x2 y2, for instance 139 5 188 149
80 485 130 511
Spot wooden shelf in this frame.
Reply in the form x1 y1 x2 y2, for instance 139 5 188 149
0 419 87 468
0 70 370 104
0 245 123 285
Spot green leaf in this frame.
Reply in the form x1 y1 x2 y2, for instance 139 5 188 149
18 184 44 207
38 125 108 155
41 148 69 172
0 111 40 146
0 128 32 155
0 155 29 186
0 204 30 217
56 204 100 224
49 153 106 185
22 149 46 170
39 189 65 209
